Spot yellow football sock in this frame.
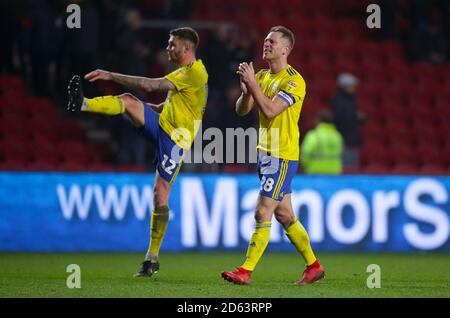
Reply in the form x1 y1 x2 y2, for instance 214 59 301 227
241 222 272 271
285 219 317 266
82 96 125 115
145 206 169 261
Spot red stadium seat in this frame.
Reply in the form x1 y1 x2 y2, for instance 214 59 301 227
384 119 410 133
388 132 416 148
359 49 385 65
416 144 444 166
0 128 29 144
27 105 57 121
363 108 385 126
409 107 437 127
361 120 383 134
328 40 357 59
27 161 59 172
115 164 146 173
379 91 407 108
361 126 388 147
410 63 438 81
436 64 450 83
381 103 411 126
360 145 392 166
309 78 336 98
0 159 27 171
57 141 92 165
0 75 27 97
415 76 441 93
436 124 450 144
343 166 362 174
390 143 417 165
57 161 88 172
362 163 391 174
88 163 116 172
384 50 405 66
358 96 379 115
391 163 419 175
27 115 58 131
334 60 360 77
301 60 334 82
305 50 333 65
385 61 411 81
57 120 85 141
386 81 412 98
28 139 61 166
27 126 59 143
0 113 27 133
419 163 447 175
440 144 450 166
0 139 31 163
434 96 450 118
0 100 29 117
359 67 389 85
412 125 443 147
380 40 403 54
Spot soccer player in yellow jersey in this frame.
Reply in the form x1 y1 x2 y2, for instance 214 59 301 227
222 26 325 285
67 27 208 277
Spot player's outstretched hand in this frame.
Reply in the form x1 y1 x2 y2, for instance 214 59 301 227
84 69 112 82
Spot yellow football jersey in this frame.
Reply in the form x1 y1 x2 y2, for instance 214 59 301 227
255 65 306 161
161 59 208 149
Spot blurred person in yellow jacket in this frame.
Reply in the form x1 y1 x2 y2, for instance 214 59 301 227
301 110 343 175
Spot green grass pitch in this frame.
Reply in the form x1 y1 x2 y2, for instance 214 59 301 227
0 252 449 298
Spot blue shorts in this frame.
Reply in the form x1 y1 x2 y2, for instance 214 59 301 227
139 104 184 184
257 152 298 201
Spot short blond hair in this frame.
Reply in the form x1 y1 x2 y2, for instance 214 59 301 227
270 25 295 50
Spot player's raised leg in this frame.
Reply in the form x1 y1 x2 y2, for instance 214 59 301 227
221 195 278 285
135 170 171 277
274 194 325 285
67 75 124 115
67 75 146 127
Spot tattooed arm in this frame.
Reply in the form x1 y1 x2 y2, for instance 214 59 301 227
84 69 175 93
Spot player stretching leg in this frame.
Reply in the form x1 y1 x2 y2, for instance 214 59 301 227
67 27 208 278
222 26 324 285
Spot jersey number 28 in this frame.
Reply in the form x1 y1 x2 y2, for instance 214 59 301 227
260 176 275 192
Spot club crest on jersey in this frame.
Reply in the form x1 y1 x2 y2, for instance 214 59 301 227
271 81 279 93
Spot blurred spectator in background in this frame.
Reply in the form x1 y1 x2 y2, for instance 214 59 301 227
110 8 151 166
23 0 64 96
224 84 257 130
164 0 193 20
330 73 365 168
202 24 234 104
229 35 256 75
66 0 100 98
220 83 258 172
64 0 100 89
201 25 256 147
301 110 343 175
115 8 150 77
407 0 449 63
378 0 396 40
409 22 448 63
0 2 21 74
